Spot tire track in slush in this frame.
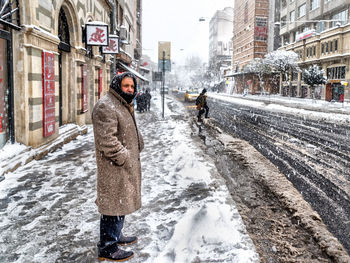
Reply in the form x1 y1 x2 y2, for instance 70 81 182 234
209 98 350 253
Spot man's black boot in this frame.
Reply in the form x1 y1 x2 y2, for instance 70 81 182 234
98 248 134 262
117 235 138 246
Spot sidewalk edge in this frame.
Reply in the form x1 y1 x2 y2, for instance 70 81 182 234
0 125 88 179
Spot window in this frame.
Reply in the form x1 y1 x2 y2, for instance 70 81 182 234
334 39 338 51
119 6 124 26
330 41 333 52
327 66 346 79
321 43 324 53
282 0 287 8
310 0 319 10
325 42 328 52
298 4 306 18
313 46 316 56
331 10 348 27
316 21 325 33
281 16 287 27
290 10 295 22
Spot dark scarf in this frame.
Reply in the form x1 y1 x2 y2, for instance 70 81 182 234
110 72 138 104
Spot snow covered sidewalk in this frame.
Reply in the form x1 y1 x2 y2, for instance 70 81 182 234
127 95 259 262
0 93 258 262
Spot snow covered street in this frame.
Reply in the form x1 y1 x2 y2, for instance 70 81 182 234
0 93 258 262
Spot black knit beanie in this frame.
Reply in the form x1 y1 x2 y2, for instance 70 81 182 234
110 72 138 104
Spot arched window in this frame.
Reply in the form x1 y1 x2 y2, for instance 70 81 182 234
58 8 70 52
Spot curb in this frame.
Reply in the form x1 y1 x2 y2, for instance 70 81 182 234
0 125 88 180
211 94 350 116
202 119 350 262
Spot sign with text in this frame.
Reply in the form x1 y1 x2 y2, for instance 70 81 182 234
296 29 316 42
42 51 55 137
158 59 171 72
158 41 171 60
152 71 163 81
158 41 171 72
86 22 108 46
81 64 88 113
102 35 119 54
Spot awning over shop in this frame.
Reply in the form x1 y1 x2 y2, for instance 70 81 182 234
119 62 149 82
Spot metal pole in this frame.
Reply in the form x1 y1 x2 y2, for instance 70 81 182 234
8 30 15 143
162 51 165 118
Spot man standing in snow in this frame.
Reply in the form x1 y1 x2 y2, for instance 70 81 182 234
196 88 209 122
92 72 144 262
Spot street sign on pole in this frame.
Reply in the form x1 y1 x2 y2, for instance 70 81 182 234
158 41 171 118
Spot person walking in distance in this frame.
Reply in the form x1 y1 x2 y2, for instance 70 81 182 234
144 89 152 111
196 88 209 122
92 72 144 262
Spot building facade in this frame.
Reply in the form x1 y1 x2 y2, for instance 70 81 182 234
0 0 144 149
279 0 350 101
232 0 270 93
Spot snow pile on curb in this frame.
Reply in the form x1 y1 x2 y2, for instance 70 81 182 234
212 125 350 262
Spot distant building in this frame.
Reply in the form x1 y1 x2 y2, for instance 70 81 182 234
279 0 350 101
268 0 281 53
209 7 234 75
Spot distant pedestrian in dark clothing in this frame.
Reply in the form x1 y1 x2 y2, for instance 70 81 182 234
92 72 144 262
136 92 146 112
196 88 209 122
144 89 152 111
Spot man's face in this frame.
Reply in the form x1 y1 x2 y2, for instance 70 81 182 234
121 77 135 94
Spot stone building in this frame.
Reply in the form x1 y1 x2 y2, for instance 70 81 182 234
0 0 145 149
279 0 350 101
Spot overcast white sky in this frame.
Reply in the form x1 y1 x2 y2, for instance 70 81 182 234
142 0 234 66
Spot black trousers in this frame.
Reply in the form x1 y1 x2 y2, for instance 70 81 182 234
97 215 125 256
198 105 209 119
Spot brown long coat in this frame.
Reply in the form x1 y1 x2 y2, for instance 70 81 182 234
92 89 144 216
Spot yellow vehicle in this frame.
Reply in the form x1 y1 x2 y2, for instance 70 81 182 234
184 90 199 102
